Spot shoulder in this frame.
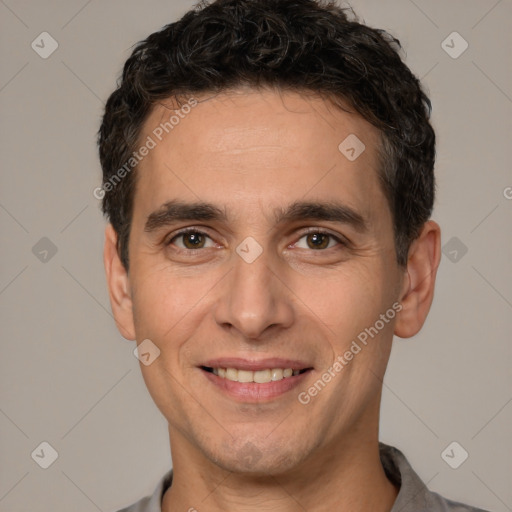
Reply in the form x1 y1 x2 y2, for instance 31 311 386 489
425 488 491 511
110 469 173 512
114 495 152 512
379 443 491 512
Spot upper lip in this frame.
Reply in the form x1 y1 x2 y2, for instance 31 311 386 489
201 358 313 371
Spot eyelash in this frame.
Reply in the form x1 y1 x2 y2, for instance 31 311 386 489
165 227 347 252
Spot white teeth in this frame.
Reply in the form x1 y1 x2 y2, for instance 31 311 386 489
210 367 301 383
226 368 238 381
254 369 272 383
271 368 283 381
237 369 253 383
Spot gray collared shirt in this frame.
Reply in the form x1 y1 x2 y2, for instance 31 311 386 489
113 443 490 512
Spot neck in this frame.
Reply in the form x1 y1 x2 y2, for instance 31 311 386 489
162 410 398 511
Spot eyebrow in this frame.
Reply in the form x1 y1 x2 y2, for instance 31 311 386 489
144 199 368 233
272 201 368 232
144 201 227 232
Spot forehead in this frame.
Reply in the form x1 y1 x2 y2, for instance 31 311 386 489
133 88 387 226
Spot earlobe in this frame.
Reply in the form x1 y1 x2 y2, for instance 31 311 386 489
103 224 136 340
394 220 441 339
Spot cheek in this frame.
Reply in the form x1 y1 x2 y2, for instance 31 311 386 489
130 270 201 413
130 268 189 339
295 265 384 331
129 265 221 362
292 263 397 374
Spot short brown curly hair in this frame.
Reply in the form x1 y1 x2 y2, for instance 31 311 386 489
98 0 436 270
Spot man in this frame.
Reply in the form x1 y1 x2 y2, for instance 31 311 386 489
98 1 489 510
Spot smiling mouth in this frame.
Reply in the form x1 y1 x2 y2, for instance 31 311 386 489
201 366 311 384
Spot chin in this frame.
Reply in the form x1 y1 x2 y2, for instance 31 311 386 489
206 437 308 476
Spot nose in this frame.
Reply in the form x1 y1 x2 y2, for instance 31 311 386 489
213 248 295 340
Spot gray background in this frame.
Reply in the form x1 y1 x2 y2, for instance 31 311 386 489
0 0 510 511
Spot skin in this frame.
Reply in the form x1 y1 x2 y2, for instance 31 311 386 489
104 88 441 511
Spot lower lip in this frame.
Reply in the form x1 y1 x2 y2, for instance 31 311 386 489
201 368 311 402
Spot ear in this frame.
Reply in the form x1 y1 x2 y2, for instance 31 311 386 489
103 223 136 340
394 220 441 338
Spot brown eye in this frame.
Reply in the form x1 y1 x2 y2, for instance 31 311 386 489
168 230 214 250
294 231 342 251
182 232 206 249
306 233 330 249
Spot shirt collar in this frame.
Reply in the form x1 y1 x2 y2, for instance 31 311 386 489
380 442 431 511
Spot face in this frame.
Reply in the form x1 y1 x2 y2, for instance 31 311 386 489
111 88 409 475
